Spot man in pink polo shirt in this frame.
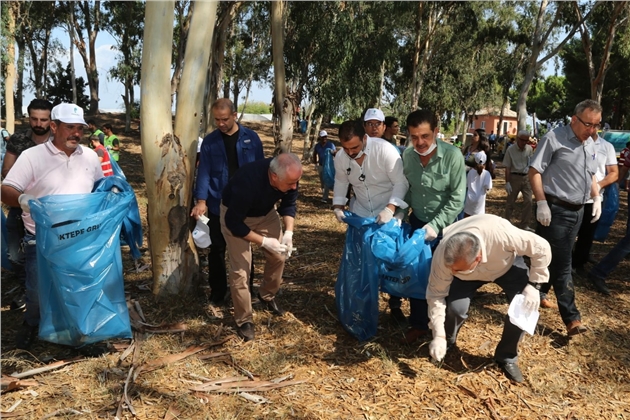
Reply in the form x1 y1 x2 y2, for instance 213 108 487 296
1 103 104 350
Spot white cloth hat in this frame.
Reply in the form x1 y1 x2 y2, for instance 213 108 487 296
192 218 211 248
474 151 487 165
319 130 328 137
364 108 385 122
51 103 87 126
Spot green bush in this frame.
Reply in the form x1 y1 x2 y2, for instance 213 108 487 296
238 101 272 114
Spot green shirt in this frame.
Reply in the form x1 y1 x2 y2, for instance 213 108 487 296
104 134 120 161
402 140 466 234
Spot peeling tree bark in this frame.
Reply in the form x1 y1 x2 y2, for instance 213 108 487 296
4 7 16 133
271 0 294 154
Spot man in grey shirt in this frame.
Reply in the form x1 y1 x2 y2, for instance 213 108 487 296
528 99 601 337
503 130 534 230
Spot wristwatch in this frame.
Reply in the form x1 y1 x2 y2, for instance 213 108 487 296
528 281 542 290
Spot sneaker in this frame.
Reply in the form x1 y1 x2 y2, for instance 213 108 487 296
390 308 407 324
496 361 524 383
237 322 255 342
566 320 587 336
400 327 429 344
15 322 38 350
10 293 26 311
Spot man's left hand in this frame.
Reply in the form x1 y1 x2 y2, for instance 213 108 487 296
521 284 540 312
423 225 437 241
376 207 394 224
591 195 602 223
282 231 294 258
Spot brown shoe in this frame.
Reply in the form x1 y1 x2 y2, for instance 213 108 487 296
566 320 587 336
540 298 557 309
400 327 429 344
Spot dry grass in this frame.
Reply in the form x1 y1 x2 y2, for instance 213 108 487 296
2 115 630 419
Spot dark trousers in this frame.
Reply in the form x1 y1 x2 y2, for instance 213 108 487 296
208 213 254 300
572 203 598 268
590 193 630 280
6 207 26 284
445 266 528 363
536 203 583 325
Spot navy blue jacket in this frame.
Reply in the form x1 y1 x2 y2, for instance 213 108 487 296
194 125 264 216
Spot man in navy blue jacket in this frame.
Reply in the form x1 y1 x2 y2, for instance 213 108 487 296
220 153 302 341
191 99 264 304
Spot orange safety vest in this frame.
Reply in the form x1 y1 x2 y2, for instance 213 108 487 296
95 143 114 176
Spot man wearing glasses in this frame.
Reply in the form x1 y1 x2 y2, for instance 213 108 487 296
528 99 602 336
363 108 387 139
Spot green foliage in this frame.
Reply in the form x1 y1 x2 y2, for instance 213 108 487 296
45 61 90 109
528 75 569 124
238 101 272 114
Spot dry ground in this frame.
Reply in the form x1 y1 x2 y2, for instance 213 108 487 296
1 115 630 419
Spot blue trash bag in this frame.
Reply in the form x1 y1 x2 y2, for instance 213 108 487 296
1 210 12 270
93 175 143 260
108 151 126 179
29 188 134 347
594 183 620 242
335 212 381 341
370 221 432 299
323 149 335 189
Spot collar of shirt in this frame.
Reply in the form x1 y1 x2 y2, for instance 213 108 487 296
45 141 84 156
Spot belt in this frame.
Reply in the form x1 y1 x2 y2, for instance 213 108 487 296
545 194 583 211
510 172 527 176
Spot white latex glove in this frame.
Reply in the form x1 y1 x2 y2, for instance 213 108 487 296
333 208 346 223
423 224 437 241
429 336 447 362
18 194 36 213
521 284 540 312
281 231 294 257
505 182 513 195
591 195 602 223
536 200 551 227
375 207 394 224
261 237 287 254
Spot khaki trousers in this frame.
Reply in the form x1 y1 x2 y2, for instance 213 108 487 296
505 174 533 228
220 204 285 326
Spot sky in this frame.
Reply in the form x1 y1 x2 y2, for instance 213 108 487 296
21 29 272 113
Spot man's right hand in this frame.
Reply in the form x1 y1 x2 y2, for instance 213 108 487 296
18 194 36 213
536 200 551 226
261 237 288 254
191 201 208 219
333 208 346 223
505 182 513 195
429 336 447 362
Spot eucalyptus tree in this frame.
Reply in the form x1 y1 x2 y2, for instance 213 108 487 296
140 0 217 296
527 75 569 125
1 1 17 129
170 0 192 107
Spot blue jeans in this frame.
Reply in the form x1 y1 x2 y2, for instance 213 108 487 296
6 207 26 282
536 203 583 325
23 231 39 327
590 193 630 280
445 266 529 363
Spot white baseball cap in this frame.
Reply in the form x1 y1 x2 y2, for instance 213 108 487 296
51 103 87 126
192 218 211 248
319 130 328 137
363 108 385 122
474 151 487 165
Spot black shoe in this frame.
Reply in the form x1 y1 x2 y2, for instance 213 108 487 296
390 308 407 324
573 265 588 279
10 293 26 311
209 290 227 305
588 274 611 295
497 361 524 383
15 322 38 350
257 293 285 316
237 322 255 341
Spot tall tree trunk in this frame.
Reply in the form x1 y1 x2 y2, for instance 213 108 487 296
410 2 424 111
271 0 294 154
140 0 217 296
377 60 385 108
237 70 254 123
15 37 25 119
301 103 316 162
72 1 101 115
69 9 77 104
170 1 193 107
5 8 16 132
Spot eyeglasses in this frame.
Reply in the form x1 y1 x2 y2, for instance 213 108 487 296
365 122 382 128
575 114 601 130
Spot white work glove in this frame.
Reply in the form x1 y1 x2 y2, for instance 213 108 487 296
429 336 447 362
333 208 346 223
281 231 294 258
375 207 394 224
423 225 438 241
261 237 287 254
591 195 602 223
18 194 36 213
505 182 513 195
521 284 540 312
536 200 551 227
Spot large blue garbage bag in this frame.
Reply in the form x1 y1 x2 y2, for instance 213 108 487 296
29 187 134 347
108 151 126 179
335 213 381 341
323 149 335 189
371 221 432 299
1 210 11 270
594 183 620 242
93 175 143 260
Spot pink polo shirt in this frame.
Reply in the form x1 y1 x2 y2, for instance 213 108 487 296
3 141 104 234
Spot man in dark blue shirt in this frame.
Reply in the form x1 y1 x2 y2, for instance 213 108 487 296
191 98 264 304
220 153 302 341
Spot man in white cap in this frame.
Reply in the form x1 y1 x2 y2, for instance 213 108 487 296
312 129 336 202
363 108 386 139
1 103 104 350
503 130 534 230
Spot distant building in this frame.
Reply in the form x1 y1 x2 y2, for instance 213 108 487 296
468 105 518 137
